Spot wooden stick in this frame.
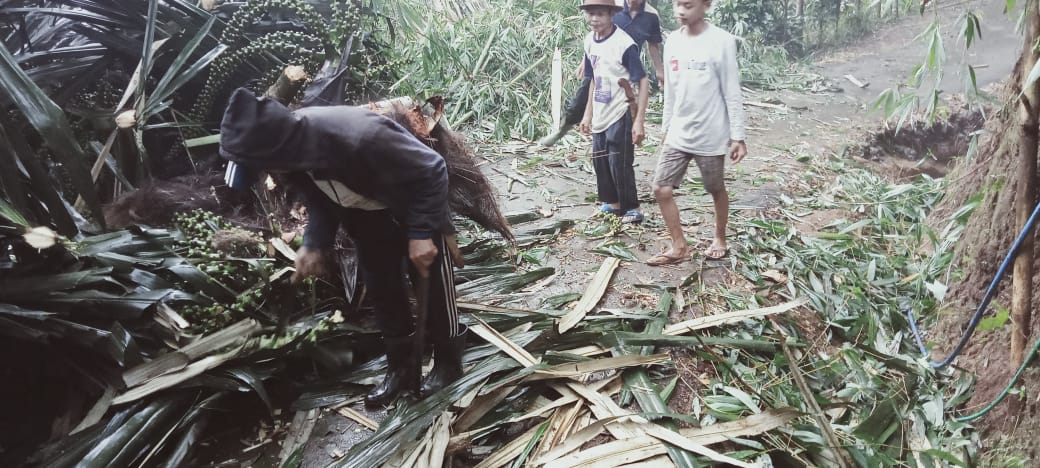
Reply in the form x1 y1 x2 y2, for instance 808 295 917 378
745 100 787 110
773 318 853 468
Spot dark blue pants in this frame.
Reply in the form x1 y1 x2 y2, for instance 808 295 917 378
591 112 638 212
341 209 460 341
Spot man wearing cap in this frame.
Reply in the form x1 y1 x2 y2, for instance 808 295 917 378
577 0 650 224
539 0 664 146
219 88 467 407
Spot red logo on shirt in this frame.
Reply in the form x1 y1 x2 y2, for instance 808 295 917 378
671 58 679 72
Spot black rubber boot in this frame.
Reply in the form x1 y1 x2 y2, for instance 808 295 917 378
420 325 468 397
365 334 419 407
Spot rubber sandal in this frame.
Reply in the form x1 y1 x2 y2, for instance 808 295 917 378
599 204 623 216
703 244 729 259
646 252 688 266
621 209 643 224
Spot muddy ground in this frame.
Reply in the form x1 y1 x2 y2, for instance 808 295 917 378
212 1 1023 466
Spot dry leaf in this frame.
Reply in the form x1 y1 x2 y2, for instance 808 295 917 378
762 269 787 284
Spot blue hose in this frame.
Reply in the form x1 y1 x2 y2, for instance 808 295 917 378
907 198 1040 368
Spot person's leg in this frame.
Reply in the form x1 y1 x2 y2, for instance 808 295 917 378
591 130 620 212
418 234 467 396
343 209 419 406
649 148 695 265
605 113 640 222
539 78 592 146
692 155 729 258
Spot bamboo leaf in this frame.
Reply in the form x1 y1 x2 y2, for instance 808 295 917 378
1023 56 1040 92
509 420 549 468
0 267 115 297
525 354 669 381
642 425 755 468
663 297 808 335
222 368 273 414
591 241 638 261
470 317 541 366
474 420 546 468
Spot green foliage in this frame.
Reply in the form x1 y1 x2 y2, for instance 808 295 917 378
976 306 1010 332
877 4 997 128
720 152 977 465
388 0 586 140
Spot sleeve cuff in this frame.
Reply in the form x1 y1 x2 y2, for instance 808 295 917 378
407 230 433 240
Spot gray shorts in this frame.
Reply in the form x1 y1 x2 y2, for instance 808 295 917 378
653 147 726 193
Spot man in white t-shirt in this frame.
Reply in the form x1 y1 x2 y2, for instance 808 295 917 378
647 0 747 265
538 0 663 147
578 0 650 224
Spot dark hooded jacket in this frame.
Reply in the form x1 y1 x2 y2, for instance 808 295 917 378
219 88 452 245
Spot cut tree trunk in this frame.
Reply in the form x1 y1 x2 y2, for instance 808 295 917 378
266 65 308 105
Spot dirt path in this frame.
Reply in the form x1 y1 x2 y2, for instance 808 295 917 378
476 0 1018 314
294 1 1020 465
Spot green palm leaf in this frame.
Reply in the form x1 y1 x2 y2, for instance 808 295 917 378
0 43 105 232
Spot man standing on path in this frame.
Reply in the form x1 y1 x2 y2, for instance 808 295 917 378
538 0 664 146
647 0 747 265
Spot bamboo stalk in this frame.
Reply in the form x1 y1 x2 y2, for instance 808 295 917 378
775 319 852 468
1012 3 1040 374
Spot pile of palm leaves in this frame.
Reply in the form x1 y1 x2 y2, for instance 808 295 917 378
0 202 551 466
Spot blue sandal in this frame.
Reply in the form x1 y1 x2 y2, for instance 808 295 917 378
621 209 643 224
600 204 621 215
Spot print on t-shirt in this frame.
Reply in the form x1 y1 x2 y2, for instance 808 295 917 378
590 55 613 104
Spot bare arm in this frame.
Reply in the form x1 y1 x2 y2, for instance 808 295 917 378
721 37 747 162
648 42 665 87
580 49 595 134
632 76 649 145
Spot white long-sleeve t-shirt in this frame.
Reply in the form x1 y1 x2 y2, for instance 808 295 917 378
662 24 746 156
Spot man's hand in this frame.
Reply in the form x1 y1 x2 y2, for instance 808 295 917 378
632 120 645 146
409 238 438 277
579 117 592 135
445 234 465 268
728 140 748 163
292 246 329 284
